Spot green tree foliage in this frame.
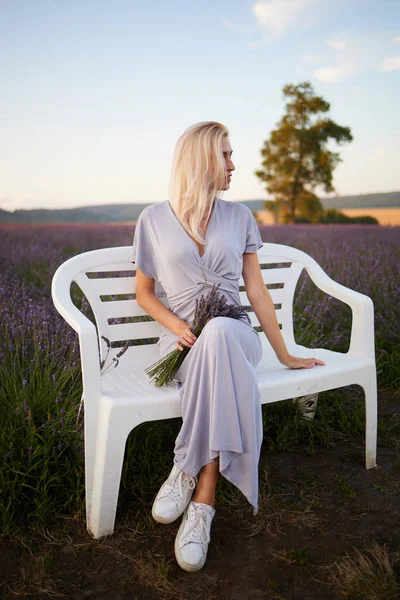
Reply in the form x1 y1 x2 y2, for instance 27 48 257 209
317 209 378 224
255 81 353 223
288 208 378 224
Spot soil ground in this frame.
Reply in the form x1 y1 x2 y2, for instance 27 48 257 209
1 390 399 600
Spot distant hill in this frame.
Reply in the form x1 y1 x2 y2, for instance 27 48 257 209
241 191 400 211
319 191 400 209
0 204 149 224
0 191 398 224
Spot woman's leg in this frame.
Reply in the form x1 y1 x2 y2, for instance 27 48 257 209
172 317 263 514
192 456 220 506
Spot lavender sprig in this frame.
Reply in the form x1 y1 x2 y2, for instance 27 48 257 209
145 283 251 387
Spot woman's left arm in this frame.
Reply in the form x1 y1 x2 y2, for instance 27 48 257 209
242 252 325 369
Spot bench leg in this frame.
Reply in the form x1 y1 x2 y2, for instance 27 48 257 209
292 393 319 421
86 410 134 539
362 372 378 470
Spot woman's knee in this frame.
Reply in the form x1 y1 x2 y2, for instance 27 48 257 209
202 316 233 335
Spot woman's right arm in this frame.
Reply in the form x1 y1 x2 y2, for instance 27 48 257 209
135 268 197 349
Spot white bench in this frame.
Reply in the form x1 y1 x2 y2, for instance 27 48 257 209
51 243 377 539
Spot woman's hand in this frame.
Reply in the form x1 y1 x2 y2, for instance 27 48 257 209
175 322 197 351
279 354 326 369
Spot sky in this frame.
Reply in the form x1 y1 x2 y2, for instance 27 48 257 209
1 0 399 211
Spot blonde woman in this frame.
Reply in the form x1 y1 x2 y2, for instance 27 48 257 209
132 121 325 572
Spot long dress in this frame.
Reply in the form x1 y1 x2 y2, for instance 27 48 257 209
131 197 264 515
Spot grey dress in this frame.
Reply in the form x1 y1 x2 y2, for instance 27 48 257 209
132 197 264 515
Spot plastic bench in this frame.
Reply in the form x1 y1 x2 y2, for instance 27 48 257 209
51 243 377 539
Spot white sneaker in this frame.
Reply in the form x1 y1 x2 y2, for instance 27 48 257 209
151 464 198 524
174 501 216 572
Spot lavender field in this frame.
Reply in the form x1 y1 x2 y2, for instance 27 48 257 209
1 222 400 599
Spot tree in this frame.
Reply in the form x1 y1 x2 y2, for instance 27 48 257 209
255 81 353 223
287 191 324 224
318 209 378 225
264 199 281 224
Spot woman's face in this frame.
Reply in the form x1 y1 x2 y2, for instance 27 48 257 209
221 136 235 190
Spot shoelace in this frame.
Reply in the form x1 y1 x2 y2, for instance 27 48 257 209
162 469 197 501
181 503 213 546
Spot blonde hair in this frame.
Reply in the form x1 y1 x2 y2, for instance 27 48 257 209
168 121 229 245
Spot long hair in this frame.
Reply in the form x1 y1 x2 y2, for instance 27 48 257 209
169 121 229 246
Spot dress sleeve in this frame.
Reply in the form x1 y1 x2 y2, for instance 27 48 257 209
131 209 158 279
244 208 264 253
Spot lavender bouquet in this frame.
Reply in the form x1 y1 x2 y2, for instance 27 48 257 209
145 282 251 388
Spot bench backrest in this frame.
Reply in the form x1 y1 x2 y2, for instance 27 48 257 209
53 244 313 366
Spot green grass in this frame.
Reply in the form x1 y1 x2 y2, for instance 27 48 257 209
1 251 398 534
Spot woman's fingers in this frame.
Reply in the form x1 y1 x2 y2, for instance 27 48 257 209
282 355 326 369
184 327 197 343
314 358 325 365
176 340 191 351
305 357 325 368
309 357 325 366
176 328 197 351
181 334 195 348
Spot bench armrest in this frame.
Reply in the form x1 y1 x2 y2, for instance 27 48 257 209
51 271 101 407
303 260 375 360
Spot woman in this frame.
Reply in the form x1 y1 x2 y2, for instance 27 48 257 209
132 121 325 572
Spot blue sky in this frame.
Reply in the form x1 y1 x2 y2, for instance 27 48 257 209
1 0 399 210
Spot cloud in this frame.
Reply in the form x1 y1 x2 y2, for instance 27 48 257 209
326 39 347 50
297 54 318 72
220 18 253 33
380 56 400 71
221 0 323 48
395 36 400 43
296 32 361 83
251 0 320 39
313 66 352 83
297 30 400 84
